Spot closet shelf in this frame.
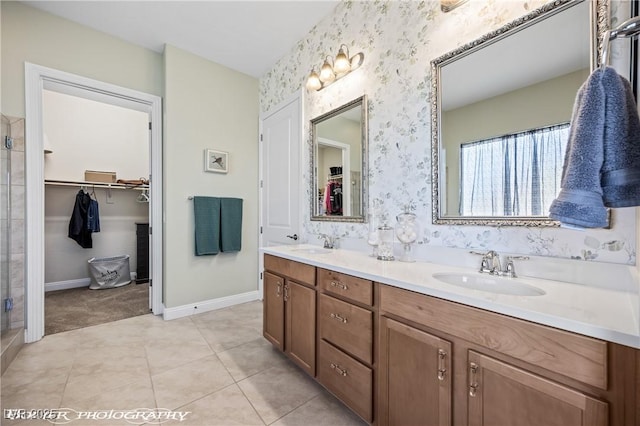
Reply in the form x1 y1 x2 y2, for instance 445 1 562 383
45 179 149 191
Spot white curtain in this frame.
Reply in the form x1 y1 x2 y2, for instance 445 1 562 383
459 123 569 216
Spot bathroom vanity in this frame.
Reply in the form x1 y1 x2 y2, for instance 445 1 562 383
262 246 640 426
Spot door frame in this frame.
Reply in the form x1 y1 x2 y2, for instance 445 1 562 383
258 89 304 299
24 63 163 343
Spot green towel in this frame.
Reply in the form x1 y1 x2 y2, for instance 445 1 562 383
193 196 221 256
220 197 243 252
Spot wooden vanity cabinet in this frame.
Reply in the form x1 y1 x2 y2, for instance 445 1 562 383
263 271 285 351
316 268 376 423
467 351 607 426
378 283 633 426
264 254 640 426
263 255 316 376
378 316 452 426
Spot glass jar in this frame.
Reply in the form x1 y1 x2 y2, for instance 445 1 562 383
395 210 419 262
377 224 395 261
367 212 379 257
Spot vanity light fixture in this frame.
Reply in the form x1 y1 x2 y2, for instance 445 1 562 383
306 44 365 91
319 56 336 83
441 0 468 12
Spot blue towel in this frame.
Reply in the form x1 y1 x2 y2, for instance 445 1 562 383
220 198 243 252
549 66 640 228
193 196 221 256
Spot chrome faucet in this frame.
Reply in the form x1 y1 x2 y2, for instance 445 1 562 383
319 234 339 249
471 251 528 277
503 255 529 278
471 250 501 274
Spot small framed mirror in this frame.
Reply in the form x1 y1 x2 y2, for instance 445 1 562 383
311 95 368 222
431 0 608 226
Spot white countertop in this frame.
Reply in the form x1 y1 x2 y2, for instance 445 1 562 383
261 244 640 349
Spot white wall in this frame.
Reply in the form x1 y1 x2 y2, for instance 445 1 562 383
163 44 259 308
43 90 149 182
0 1 162 117
45 186 148 283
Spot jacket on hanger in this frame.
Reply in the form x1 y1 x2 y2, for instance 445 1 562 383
68 190 95 248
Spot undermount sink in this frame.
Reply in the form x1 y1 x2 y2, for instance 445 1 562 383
432 272 546 296
292 248 332 255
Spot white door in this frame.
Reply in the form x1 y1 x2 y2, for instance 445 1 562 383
260 92 301 247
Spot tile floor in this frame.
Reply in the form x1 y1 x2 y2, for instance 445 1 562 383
1 301 366 425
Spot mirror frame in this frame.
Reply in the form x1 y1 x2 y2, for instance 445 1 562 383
430 0 609 227
310 95 369 223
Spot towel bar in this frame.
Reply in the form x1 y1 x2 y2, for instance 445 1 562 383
601 16 640 67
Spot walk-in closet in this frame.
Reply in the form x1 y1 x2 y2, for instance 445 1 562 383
43 89 151 335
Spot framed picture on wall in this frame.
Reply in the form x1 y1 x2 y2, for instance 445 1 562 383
204 149 229 174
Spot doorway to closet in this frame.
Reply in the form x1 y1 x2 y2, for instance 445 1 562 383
25 64 163 343
42 89 151 335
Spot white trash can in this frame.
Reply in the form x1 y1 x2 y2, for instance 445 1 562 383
88 255 132 290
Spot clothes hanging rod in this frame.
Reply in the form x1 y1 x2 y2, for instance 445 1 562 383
601 16 640 67
45 179 148 191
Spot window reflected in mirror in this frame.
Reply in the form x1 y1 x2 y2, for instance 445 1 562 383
431 0 607 226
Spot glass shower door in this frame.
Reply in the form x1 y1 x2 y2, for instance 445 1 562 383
1 125 11 335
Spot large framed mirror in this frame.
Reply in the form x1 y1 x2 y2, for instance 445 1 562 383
431 0 608 226
311 95 368 222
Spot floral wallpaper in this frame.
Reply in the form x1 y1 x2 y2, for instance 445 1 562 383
259 0 637 265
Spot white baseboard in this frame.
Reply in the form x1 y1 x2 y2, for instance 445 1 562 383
45 273 137 292
162 291 260 321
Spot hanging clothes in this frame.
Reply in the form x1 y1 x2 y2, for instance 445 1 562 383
324 181 343 215
331 181 343 215
68 190 94 248
87 198 101 232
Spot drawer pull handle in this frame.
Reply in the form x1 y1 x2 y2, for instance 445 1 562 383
276 282 282 297
330 363 348 377
469 362 479 397
283 284 289 302
437 349 447 381
330 281 348 291
330 313 348 324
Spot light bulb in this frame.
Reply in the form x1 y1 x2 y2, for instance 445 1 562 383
334 47 351 76
306 70 322 91
319 59 335 83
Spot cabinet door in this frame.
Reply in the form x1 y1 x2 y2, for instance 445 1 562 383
468 351 608 426
378 317 452 426
263 272 285 351
285 280 316 376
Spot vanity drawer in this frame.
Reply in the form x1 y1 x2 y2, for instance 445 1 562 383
318 339 373 422
319 293 373 364
318 268 373 306
264 254 315 286
379 284 608 390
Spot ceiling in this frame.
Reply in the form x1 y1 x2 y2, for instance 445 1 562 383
21 0 340 78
